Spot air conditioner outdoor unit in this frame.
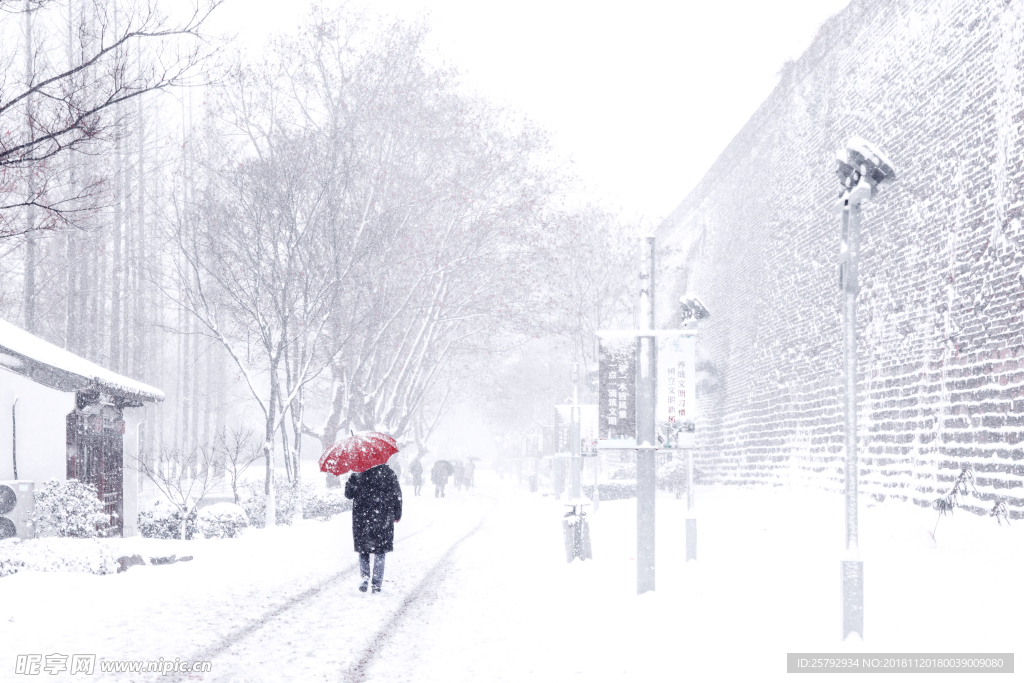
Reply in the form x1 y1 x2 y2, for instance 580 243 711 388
0 480 35 540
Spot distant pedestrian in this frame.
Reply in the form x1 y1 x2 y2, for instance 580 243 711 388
465 460 476 488
344 464 403 593
454 460 465 490
432 460 451 498
410 457 424 496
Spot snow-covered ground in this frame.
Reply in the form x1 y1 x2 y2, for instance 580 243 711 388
1 471 1021 682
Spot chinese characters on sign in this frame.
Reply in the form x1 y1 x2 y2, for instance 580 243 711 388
657 333 696 448
598 334 637 448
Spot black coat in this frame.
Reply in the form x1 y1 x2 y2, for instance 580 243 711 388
344 465 403 553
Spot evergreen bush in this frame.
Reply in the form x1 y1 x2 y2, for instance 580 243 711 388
303 489 352 520
197 503 249 538
28 480 110 538
138 498 198 540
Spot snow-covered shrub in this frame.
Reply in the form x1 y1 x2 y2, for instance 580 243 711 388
607 462 636 480
138 498 198 540
657 459 688 498
583 481 636 501
28 480 111 538
0 537 118 577
240 480 313 527
303 489 352 521
0 538 24 577
197 503 249 539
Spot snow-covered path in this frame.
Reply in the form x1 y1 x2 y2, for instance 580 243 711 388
193 489 498 682
2 471 1021 682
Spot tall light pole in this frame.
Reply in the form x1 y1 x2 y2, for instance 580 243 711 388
570 362 582 499
834 137 896 640
636 235 657 594
679 296 708 562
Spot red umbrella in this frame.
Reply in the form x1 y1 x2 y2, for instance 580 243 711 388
319 431 399 476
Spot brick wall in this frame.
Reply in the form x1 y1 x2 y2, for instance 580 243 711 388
657 0 1024 519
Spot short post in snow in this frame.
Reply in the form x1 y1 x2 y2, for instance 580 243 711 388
834 137 896 640
685 449 697 562
636 235 657 595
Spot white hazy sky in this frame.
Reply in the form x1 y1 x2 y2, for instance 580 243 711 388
208 0 851 223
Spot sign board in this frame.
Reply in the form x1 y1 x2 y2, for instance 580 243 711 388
657 333 697 449
597 334 637 449
555 404 599 455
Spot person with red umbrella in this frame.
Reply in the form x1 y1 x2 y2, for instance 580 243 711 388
320 432 403 593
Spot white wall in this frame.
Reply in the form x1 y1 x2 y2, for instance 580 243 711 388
122 406 148 537
0 366 76 484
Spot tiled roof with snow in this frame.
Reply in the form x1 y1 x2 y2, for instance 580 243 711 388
0 318 163 402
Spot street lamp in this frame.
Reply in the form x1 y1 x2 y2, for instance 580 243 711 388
570 362 582 500
679 296 709 562
834 136 896 640
678 296 710 326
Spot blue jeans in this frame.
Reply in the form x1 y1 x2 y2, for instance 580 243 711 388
359 552 386 588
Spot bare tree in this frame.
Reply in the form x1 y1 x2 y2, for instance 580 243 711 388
0 0 224 240
216 425 261 504
137 443 222 540
277 7 555 455
169 117 340 527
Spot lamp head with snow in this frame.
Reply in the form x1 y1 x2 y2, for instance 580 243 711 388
679 296 710 324
835 137 896 207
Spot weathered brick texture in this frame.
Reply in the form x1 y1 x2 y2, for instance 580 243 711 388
657 0 1024 519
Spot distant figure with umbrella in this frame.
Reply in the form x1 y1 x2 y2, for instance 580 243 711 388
320 431 403 593
454 460 465 490
410 456 424 496
432 459 454 498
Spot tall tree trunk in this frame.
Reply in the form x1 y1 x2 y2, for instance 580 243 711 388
63 0 77 353
64 230 78 349
264 362 279 527
109 2 122 371
133 91 147 379
96 229 107 364
182 315 192 461
215 343 227 443
189 312 200 459
202 338 212 453
23 0 36 334
175 296 185 452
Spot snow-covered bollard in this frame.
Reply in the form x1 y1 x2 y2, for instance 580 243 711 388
562 502 592 563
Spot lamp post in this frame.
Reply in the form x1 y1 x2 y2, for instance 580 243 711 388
834 137 896 640
679 296 708 562
636 235 657 594
570 362 582 500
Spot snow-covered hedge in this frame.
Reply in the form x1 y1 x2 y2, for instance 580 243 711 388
583 481 636 501
197 503 249 539
606 463 637 480
138 499 198 540
241 481 313 527
28 480 111 538
0 537 118 578
657 459 688 498
303 489 352 521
